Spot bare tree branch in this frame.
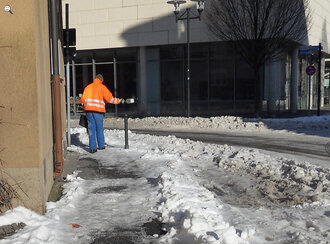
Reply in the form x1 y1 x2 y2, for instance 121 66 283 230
205 0 311 114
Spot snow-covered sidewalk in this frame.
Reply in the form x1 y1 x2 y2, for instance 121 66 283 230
0 115 329 243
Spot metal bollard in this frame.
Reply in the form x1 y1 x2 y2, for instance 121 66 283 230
124 114 129 149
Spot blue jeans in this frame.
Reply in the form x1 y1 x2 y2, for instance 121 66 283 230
86 112 105 150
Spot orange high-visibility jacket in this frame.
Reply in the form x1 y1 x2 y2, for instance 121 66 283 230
80 78 120 113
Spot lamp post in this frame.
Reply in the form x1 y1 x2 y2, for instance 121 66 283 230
167 0 206 117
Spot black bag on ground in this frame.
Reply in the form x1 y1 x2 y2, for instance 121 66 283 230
79 114 88 128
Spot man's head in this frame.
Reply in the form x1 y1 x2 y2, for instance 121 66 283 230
95 74 104 82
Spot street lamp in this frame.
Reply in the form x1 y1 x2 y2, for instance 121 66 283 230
167 0 207 117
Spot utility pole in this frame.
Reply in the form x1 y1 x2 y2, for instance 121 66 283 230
317 43 322 116
65 3 71 146
167 0 207 117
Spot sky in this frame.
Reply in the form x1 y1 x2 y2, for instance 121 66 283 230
0 115 329 243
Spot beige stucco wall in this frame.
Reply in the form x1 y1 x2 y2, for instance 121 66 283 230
308 0 330 53
62 0 212 50
0 0 54 214
63 0 330 55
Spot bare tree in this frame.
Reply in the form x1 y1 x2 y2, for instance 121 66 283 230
205 0 311 114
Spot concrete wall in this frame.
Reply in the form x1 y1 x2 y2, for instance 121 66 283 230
62 0 212 50
0 0 54 214
62 0 330 54
308 0 330 53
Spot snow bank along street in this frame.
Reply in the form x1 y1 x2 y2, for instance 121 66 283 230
102 115 330 137
0 115 329 243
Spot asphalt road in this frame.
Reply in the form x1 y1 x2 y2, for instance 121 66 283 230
128 129 330 167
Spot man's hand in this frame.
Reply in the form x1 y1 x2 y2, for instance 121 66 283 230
119 99 125 104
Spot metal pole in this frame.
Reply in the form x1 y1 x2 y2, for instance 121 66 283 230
233 46 236 112
72 60 76 115
317 43 322 116
51 0 59 76
290 47 298 113
92 58 96 79
124 114 129 149
207 45 210 115
114 56 118 117
308 75 311 110
187 8 191 117
66 63 71 146
65 4 71 147
51 0 63 179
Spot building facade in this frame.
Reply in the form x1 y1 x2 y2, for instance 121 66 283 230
63 0 330 117
0 0 66 214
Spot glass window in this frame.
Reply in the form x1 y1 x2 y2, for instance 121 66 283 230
324 60 330 105
210 59 234 100
74 50 93 64
116 48 137 62
210 42 233 59
190 60 208 100
160 60 185 115
94 49 114 62
235 56 255 100
160 45 184 60
75 64 93 96
160 61 184 101
190 60 209 115
190 43 209 59
116 62 137 114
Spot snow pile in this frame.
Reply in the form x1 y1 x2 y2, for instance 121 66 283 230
214 147 330 206
157 170 249 244
0 127 329 243
0 206 78 243
126 115 330 133
130 116 266 130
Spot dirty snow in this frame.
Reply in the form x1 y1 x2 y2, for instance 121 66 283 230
102 115 330 137
0 115 329 243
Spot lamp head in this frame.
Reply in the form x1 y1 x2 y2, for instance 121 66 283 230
191 0 206 13
167 0 186 14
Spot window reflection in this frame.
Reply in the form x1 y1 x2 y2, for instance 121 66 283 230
72 48 138 115
70 41 260 117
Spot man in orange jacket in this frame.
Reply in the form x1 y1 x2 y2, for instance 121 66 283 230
80 74 125 153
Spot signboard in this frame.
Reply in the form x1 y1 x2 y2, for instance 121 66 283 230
306 65 316 76
300 45 319 51
62 28 76 46
299 45 319 55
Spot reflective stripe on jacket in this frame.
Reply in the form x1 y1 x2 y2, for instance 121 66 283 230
80 78 120 113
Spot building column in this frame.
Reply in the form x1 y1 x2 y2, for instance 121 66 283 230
92 58 96 79
138 47 147 115
264 60 278 116
291 47 299 113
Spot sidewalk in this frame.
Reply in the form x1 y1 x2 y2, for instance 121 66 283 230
1 126 329 243
47 147 164 243
48 151 80 202
0 152 80 240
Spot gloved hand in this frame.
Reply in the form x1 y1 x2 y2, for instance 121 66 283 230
119 98 125 104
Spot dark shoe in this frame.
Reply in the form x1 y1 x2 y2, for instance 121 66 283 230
98 147 105 150
90 149 97 153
